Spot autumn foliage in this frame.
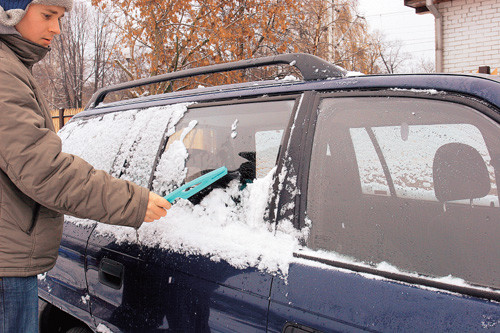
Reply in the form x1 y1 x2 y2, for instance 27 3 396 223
33 1 405 108
91 0 302 93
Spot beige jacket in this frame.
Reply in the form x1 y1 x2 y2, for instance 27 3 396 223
0 35 149 277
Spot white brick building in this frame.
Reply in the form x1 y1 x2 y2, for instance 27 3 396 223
404 0 500 74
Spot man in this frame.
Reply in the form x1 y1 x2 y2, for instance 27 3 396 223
0 1 171 331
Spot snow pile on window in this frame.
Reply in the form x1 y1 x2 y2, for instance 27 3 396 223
96 323 113 333
95 168 302 276
59 109 137 172
152 119 197 193
88 106 304 276
61 103 189 224
110 105 188 187
296 247 500 295
59 103 189 177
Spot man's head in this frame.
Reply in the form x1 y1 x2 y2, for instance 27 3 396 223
0 0 72 46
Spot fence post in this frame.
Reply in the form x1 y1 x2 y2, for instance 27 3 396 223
478 66 491 74
59 108 65 130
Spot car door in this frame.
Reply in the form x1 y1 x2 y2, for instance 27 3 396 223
38 109 141 326
267 91 500 332
86 97 298 331
83 103 186 332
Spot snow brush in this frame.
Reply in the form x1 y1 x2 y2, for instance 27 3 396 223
164 166 228 204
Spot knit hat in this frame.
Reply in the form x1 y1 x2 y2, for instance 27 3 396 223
0 0 73 26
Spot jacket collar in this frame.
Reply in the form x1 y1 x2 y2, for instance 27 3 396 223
0 34 49 68
0 25 20 36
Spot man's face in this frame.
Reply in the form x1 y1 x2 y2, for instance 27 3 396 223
15 4 65 47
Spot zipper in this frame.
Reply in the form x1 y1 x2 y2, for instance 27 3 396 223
27 203 40 235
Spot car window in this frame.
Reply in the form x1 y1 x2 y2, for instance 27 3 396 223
60 109 137 173
350 123 497 206
152 99 294 196
60 105 188 187
307 96 500 289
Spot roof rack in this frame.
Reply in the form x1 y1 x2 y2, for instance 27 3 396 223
86 53 346 109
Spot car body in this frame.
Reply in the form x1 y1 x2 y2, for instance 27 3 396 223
38 54 500 332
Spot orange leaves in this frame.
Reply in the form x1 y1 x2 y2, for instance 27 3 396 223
89 0 299 91
87 0 382 92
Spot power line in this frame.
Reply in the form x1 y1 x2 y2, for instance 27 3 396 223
363 11 418 17
403 48 435 52
404 40 435 46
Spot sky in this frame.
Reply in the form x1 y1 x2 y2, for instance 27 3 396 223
357 0 436 71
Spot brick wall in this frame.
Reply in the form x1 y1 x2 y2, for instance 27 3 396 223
438 0 500 73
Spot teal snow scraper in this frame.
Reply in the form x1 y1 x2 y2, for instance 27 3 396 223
164 166 228 204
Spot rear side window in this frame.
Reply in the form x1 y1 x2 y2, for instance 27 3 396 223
307 96 500 289
60 110 136 173
60 105 187 187
152 99 294 196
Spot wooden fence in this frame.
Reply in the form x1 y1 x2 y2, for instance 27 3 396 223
50 108 83 132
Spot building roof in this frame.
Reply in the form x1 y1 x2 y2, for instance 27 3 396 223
404 0 452 14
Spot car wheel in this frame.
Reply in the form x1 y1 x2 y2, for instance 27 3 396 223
66 327 92 333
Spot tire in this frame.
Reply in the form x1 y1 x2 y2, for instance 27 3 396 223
66 327 92 333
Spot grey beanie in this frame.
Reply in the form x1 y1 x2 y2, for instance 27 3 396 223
0 0 73 26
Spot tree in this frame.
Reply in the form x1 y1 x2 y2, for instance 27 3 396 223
413 57 436 73
91 0 300 94
91 6 121 94
35 0 389 108
285 0 382 73
375 35 412 74
34 1 120 109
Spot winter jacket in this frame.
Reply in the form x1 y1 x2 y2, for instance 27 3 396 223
0 34 149 277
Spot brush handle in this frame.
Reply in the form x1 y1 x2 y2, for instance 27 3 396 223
164 166 228 203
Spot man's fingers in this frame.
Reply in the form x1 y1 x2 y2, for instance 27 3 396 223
153 194 171 210
152 203 167 217
144 192 171 222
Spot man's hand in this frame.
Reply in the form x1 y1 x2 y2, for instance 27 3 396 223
144 192 171 222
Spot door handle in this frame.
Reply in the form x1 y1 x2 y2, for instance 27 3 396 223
98 258 124 290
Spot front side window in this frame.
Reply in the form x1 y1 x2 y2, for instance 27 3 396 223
307 96 500 289
153 99 294 197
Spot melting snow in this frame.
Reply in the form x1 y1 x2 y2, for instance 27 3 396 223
389 88 442 95
81 294 90 305
231 119 238 139
96 324 113 333
95 168 302 276
295 247 500 296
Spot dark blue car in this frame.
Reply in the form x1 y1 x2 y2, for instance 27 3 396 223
38 54 500 332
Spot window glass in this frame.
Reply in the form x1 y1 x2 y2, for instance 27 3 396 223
60 105 185 187
60 110 137 172
351 124 498 206
152 100 294 196
109 105 185 187
255 130 284 178
308 96 500 289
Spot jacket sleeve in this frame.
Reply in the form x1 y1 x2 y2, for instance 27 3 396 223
0 62 149 228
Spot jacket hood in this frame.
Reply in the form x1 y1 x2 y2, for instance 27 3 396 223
1 0 73 26
0 33 48 67
0 24 20 35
